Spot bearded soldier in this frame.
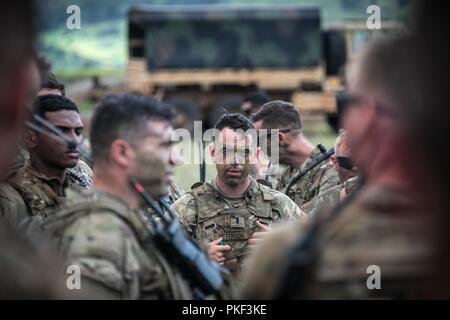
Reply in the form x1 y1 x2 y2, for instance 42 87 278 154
45 94 207 299
172 113 304 279
241 37 437 299
300 129 358 216
252 101 339 207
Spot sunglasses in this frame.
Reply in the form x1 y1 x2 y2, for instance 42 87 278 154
336 156 355 170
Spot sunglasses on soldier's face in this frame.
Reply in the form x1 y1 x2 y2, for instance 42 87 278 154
336 156 355 170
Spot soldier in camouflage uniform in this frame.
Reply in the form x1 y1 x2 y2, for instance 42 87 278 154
301 129 358 216
241 37 437 299
45 94 198 299
0 95 91 226
300 176 359 217
253 100 339 207
172 113 304 279
167 182 185 204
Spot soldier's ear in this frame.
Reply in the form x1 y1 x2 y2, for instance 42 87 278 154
23 128 37 149
209 142 216 161
110 139 133 168
279 132 288 146
331 154 337 169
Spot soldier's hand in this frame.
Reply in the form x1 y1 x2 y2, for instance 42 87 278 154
248 221 273 249
208 237 231 265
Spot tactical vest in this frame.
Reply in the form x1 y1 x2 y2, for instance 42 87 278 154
8 175 64 219
189 180 282 274
0 183 29 227
47 190 191 300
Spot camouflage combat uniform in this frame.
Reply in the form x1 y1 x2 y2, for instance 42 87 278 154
171 177 305 278
301 176 360 216
241 184 436 299
0 159 92 226
45 187 193 299
276 146 339 207
142 182 185 220
168 182 185 204
265 163 289 190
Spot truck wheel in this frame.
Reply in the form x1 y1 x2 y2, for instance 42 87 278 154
208 95 244 127
165 97 202 133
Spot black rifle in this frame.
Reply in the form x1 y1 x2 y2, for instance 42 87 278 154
284 144 335 196
130 179 226 299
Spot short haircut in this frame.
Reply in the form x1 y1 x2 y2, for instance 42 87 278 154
214 112 255 132
334 129 349 155
32 95 79 120
41 72 65 96
90 93 175 161
252 100 302 131
243 91 271 108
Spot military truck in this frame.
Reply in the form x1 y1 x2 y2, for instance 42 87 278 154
127 4 403 130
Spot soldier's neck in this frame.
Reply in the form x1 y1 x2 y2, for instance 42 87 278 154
364 146 414 192
215 176 251 198
30 156 66 183
283 136 315 169
93 171 139 209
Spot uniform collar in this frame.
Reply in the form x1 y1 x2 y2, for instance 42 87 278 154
23 160 69 195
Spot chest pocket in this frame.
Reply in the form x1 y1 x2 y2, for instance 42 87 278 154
194 191 223 242
194 186 275 243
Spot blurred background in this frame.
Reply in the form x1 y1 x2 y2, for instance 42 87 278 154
36 0 414 189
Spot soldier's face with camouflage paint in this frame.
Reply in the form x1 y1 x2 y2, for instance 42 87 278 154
29 110 83 170
129 119 173 199
211 127 258 187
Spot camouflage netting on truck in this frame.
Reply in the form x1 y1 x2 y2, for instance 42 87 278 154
131 5 321 70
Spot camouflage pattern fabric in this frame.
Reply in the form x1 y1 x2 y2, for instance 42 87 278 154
301 176 360 217
141 182 185 221
0 183 28 228
343 175 359 195
66 160 93 188
171 177 305 278
0 159 92 225
265 164 289 190
241 184 436 299
276 146 340 207
44 187 193 300
168 182 185 204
